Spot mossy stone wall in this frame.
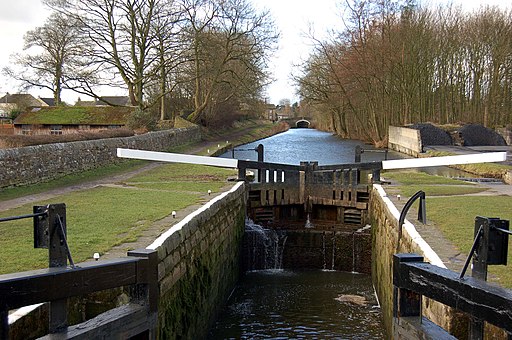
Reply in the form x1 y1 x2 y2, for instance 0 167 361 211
149 182 246 339
0 127 200 188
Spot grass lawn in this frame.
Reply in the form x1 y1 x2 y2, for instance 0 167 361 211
0 120 268 275
0 163 236 275
399 185 487 197
425 151 512 178
385 170 512 288
384 170 478 185
428 196 512 288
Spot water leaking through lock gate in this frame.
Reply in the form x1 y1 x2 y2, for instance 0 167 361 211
208 219 384 339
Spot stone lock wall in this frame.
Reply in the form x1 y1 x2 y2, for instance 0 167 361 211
0 127 201 188
370 184 467 339
8 181 246 339
242 229 372 273
147 182 246 339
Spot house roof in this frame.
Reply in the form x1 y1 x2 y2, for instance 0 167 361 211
39 97 56 106
96 96 131 106
0 93 48 109
14 106 134 126
74 96 131 107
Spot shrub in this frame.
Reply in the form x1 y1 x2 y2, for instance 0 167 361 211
9 109 21 120
127 108 157 132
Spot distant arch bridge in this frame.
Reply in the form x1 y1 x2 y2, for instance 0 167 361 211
295 119 310 128
280 117 312 128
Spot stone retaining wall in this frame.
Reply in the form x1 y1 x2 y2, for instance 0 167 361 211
147 182 246 339
370 184 467 339
388 125 422 156
0 127 200 188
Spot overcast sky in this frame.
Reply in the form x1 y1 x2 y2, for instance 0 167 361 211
0 0 510 105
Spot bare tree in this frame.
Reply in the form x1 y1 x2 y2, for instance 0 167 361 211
298 0 512 145
3 12 86 105
47 0 163 110
183 0 278 124
151 0 189 120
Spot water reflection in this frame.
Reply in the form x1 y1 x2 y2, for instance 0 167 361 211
208 270 384 339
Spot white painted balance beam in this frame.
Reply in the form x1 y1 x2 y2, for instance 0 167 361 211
117 148 239 168
381 152 507 170
117 148 507 170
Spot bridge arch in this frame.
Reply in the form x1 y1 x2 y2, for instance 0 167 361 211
295 119 310 128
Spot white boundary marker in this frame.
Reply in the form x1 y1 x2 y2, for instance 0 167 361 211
117 148 238 168
382 152 506 170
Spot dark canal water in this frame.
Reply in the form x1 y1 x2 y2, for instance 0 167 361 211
220 128 384 165
210 129 386 339
208 270 383 339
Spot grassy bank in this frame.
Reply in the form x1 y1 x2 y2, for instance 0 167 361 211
383 171 487 197
384 171 512 288
0 119 283 203
0 119 280 274
0 160 147 202
0 163 235 274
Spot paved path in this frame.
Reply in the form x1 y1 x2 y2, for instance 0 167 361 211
384 185 470 273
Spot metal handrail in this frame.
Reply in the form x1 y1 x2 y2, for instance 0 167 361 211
0 211 48 223
397 190 426 251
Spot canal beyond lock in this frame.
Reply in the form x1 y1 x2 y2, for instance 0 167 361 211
210 129 386 338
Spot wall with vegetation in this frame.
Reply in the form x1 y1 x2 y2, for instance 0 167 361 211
148 182 246 339
0 127 200 188
370 184 468 339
